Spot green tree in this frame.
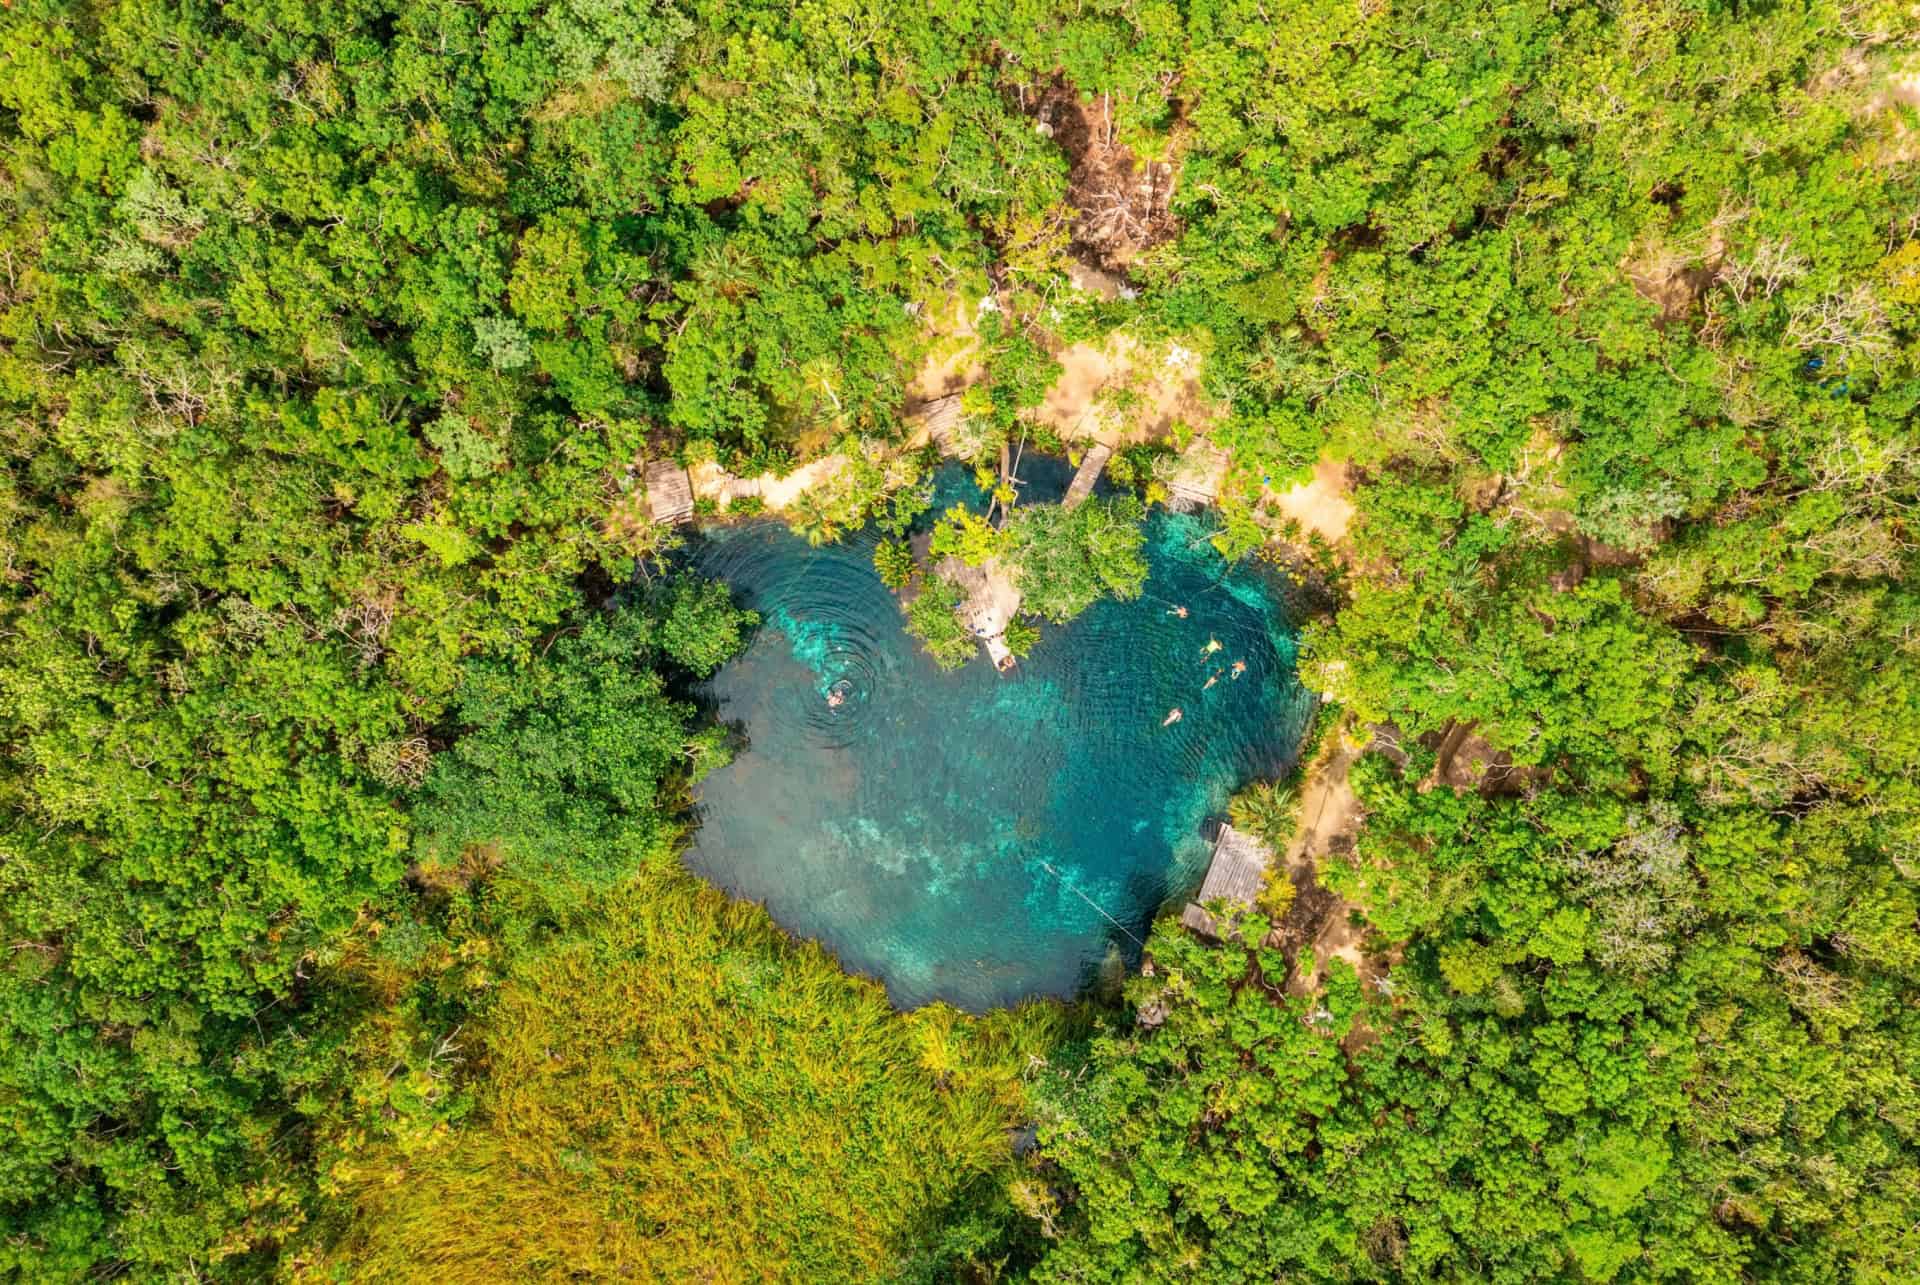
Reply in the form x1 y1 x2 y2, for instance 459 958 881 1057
904 574 978 671
874 538 916 590
1005 495 1149 623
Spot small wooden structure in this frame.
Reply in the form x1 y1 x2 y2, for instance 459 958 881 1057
1180 823 1273 938
915 392 965 453
937 554 1024 674
1166 437 1231 511
1063 442 1113 510
643 459 695 525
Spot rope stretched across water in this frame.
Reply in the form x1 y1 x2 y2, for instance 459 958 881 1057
1039 860 1146 948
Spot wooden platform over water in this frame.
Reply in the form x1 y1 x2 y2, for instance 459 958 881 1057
1063 443 1112 510
1181 823 1273 938
643 459 695 524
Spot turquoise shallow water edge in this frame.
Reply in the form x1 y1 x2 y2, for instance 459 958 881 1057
683 462 1316 1010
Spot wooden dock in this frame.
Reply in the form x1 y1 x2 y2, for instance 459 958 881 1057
643 459 695 524
1180 823 1273 938
1063 442 1112 510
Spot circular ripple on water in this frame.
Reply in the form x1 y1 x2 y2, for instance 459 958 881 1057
696 527 896 753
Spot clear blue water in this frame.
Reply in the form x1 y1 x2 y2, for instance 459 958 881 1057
684 462 1315 1010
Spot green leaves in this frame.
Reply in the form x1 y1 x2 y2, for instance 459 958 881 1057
872 537 915 590
1005 494 1148 625
2 0 1916 1278
411 596 750 895
928 504 1002 567
508 216 596 334
469 316 534 372
651 575 757 677
903 572 976 671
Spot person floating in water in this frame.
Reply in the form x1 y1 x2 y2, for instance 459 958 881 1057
1201 637 1223 658
1162 707 1183 727
1167 604 1189 618
826 688 846 709
1230 660 1247 680
1203 670 1222 690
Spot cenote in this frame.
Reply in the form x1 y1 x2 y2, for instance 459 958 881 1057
684 460 1316 1010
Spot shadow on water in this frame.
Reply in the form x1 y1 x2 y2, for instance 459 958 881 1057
674 460 1316 1011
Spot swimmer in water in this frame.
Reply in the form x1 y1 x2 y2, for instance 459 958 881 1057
1167 605 1189 618
1230 660 1247 680
826 688 846 709
1203 670 1222 690
1201 637 1223 658
1162 707 1183 727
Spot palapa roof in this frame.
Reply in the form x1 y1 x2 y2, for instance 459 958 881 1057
1180 823 1273 939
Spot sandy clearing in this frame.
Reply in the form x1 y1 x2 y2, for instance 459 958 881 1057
1272 729 1373 995
1031 332 1216 446
1065 261 1129 300
1032 336 1131 439
688 454 848 512
1264 455 1355 546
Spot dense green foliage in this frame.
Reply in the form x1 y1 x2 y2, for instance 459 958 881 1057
318 865 1056 1283
1009 2 1920 1281
410 590 751 896
909 484 1149 669
1004 494 1148 624
0 0 1053 1271
903 570 980 671
1 0 1916 1280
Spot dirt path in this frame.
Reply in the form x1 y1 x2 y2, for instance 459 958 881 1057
1273 730 1373 994
688 454 848 512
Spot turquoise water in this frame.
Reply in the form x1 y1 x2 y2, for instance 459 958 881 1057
684 463 1315 1010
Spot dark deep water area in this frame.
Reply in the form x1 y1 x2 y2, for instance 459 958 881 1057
682 461 1315 1010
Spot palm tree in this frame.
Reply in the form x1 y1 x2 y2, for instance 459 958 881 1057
1229 779 1300 850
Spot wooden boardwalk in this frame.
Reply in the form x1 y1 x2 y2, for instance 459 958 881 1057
1181 823 1274 938
1063 442 1112 510
643 459 695 524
